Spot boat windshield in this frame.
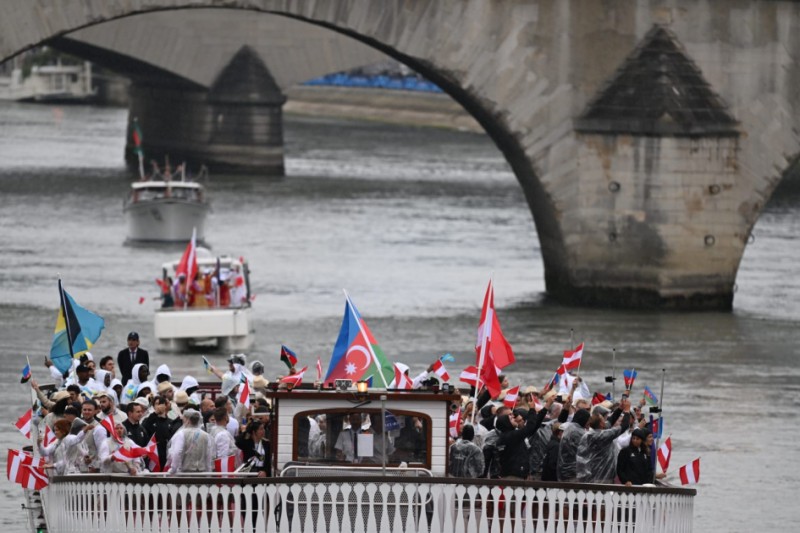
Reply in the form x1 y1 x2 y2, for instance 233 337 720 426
134 186 202 202
293 408 431 469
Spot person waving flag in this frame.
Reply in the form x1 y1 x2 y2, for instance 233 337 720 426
20 362 32 384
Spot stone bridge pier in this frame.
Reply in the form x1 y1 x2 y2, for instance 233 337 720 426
3 0 800 309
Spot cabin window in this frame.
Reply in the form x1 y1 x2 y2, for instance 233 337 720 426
293 409 431 469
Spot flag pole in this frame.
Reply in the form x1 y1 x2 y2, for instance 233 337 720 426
58 278 76 361
26 355 37 447
343 290 389 389
471 279 492 426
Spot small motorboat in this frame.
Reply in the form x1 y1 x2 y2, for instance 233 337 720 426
123 160 210 244
154 247 255 352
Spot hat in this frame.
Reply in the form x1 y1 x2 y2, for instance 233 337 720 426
133 397 150 408
599 400 613 410
252 375 269 390
174 390 190 405
51 390 70 402
127 331 140 340
543 389 557 401
93 390 111 400
632 428 647 440
83 352 94 361
157 382 173 394
227 353 247 366
522 385 539 395
76 364 90 373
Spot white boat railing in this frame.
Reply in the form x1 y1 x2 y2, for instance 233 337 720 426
41 474 695 533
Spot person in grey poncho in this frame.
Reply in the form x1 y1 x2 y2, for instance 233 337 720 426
557 408 590 481
576 397 632 483
449 425 484 478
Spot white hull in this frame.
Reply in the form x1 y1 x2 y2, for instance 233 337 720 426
154 306 254 351
124 198 208 243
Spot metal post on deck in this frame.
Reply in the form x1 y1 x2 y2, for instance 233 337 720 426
380 395 387 476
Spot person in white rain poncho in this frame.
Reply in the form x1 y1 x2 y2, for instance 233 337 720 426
39 418 94 476
448 424 484 478
121 363 150 405
180 375 202 405
576 397 632 484
168 409 214 473
101 422 145 475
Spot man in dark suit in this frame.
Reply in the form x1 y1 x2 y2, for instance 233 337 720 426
117 331 150 385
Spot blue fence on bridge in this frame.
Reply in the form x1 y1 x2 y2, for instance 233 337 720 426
304 73 443 93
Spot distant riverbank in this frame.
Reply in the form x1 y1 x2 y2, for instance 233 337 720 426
285 85 482 133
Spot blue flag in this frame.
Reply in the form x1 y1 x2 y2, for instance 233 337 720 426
384 410 400 432
50 281 105 375
650 415 664 439
439 353 455 363
20 363 32 384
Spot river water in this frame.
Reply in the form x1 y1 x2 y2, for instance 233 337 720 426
0 101 798 531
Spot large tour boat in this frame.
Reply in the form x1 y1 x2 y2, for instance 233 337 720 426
153 247 254 351
0 60 96 103
123 162 210 244
26 383 695 533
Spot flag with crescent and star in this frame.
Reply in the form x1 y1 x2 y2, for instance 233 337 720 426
324 293 394 388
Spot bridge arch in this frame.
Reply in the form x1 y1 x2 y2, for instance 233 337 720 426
3 0 800 309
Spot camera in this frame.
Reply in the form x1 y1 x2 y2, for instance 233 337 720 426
555 395 563 403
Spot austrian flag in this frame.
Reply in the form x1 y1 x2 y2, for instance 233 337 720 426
7 449 48 490
459 366 478 387
679 457 701 485
238 379 251 409
503 385 520 409
394 364 413 390
657 436 672 472
431 360 450 382
14 409 32 439
280 366 307 388
449 407 461 438
558 343 584 374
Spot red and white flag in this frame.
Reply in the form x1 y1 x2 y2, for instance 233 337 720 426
678 457 700 485
503 385 520 409
557 343 584 374
478 340 503 398
449 407 461 438
316 357 323 382
214 454 237 473
100 412 123 444
431 360 450 382
237 379 251 409
14 409 32 439
113 434 160 470
7 449 48 490
175 228 198 304
42 424 57 447
657 436 672 472
280 366 307 388
475 280 515 370
394 364 413 390
459 366 479 387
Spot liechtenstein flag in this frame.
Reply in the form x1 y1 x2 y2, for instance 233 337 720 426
324 293 394 388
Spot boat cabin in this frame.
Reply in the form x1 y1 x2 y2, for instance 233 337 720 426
128 181 206 204
263 386 460 476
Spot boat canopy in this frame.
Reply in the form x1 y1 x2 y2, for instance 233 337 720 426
161 247 244 274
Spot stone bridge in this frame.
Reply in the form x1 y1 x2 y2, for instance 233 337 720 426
2 0 799 310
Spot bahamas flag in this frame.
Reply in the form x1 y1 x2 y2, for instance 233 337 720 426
324 293 393 388
50 280 105 375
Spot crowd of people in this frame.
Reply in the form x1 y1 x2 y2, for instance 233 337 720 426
447 377 667 486
30 332 667 487
158 264 248 309
32 332 272 477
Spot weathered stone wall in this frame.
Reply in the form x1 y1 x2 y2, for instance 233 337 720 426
2 0 799 307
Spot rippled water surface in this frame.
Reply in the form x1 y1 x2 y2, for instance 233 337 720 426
1 101 799 531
